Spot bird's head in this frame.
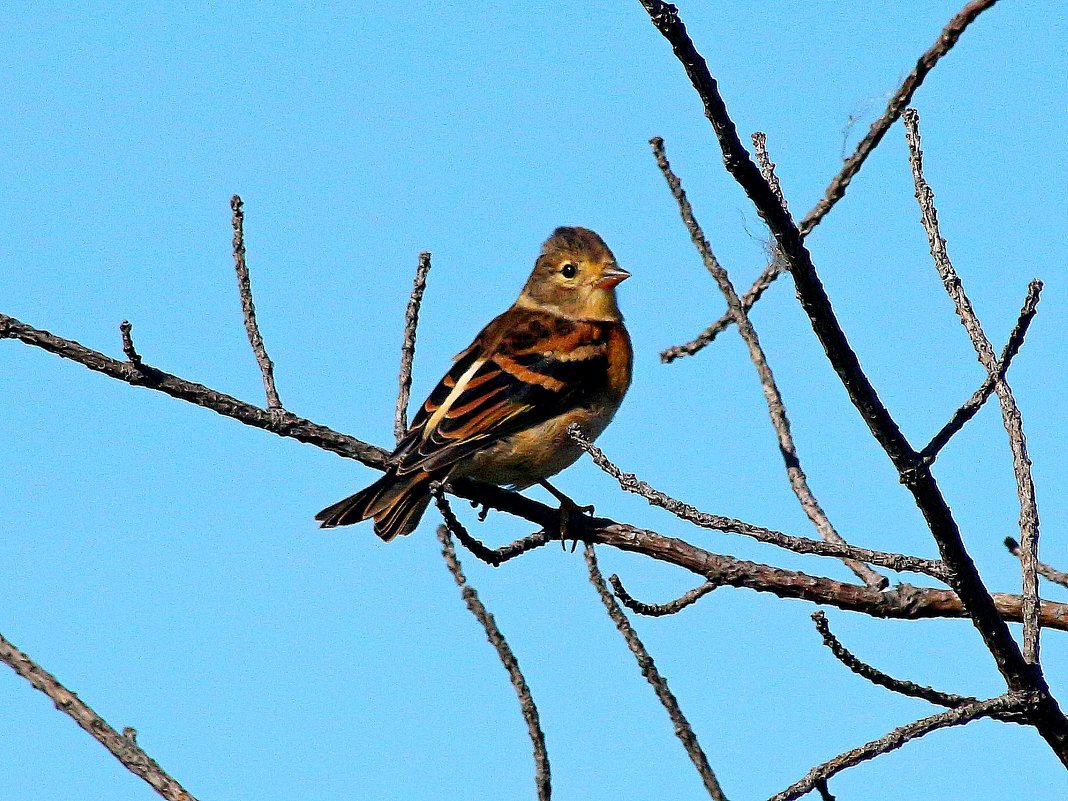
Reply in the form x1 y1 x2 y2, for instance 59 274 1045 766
517 227 631 321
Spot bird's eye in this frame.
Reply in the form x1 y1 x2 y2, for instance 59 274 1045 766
560 263 578 279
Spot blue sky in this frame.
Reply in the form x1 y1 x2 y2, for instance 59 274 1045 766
1 2 1066 799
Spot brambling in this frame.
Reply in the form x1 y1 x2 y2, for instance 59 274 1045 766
316 226 632 541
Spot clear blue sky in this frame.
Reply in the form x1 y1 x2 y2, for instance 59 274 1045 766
2 2 1066 799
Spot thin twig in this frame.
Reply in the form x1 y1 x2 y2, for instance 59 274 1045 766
660 0 1001 363
812 611 1024 722
609 574 718 617
570 425 945 580
650 136 886 590
231 195 282 410
920 281 1042 462
437 526 551 800
434 488 552 566
1005 538 1068 590
395 252 432 441
8 312 1068 631
638 0 1068 761
814 780 835 801
903 108 1042 665
118 320 143 368
0 630 197 801
767 692 1035 801
585 544 728 801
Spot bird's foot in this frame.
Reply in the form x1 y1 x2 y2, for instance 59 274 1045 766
538 480 594 550
558 500 595 552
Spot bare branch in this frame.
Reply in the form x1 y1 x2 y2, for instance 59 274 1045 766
814 780 835 801
570 425 946 580
609 574 718 617
638 0 1068 760
7 311 1068 633
1005 538 1068 591
0 311 389 466
0 630 197 801
395 251 432 441
650 135 886 590
437 526 551 800
660 0 1002 363
434 488 552 567
230 195 282 410
767 692 1035 801
904 107 1043 664
920 281 1042 462
118 320 144 368
811 612 1027 723
585 544 727 801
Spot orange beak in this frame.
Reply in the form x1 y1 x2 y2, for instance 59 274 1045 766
597 266 631 288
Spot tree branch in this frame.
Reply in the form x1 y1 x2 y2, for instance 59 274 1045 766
650 134 885 590
434 489 552 567
118 320 144 368
904 107 1043 665
811 611 1025 723
767 692 1035 801
0 630 197 801
0 311 389 466
610 574 718 617
230 195 282 411
659 0 1001 363
395 252 432 441
5 309 1068 634
919 281 1042 462
1005 538 1068 591
585 545 728 801
437 526 551 800
637 0 1068 761
570 425 946 580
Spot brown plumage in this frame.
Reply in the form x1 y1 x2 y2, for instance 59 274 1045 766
316 226 632 540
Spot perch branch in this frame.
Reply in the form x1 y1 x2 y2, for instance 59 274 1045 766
660 0 1001 362
650 135 885 590
0 630 197 801
437 526 551 801
395 252 432 441
767 692 1035 801
230 195 282 410
585 545 727 801
920 281 1042 462
638 0 1068 761
904 107 1042 664
610 574 718 617
6 312 1068 632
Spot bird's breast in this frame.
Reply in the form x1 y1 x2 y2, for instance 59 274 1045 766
458 395 622 489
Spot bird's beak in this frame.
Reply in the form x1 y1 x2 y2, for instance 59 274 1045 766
597 266 631 288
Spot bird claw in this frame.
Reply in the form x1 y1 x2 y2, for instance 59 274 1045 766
557 500 595 551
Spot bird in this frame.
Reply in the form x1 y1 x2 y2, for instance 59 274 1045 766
315 226 632 541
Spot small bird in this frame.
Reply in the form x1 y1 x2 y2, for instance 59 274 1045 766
316 226 632 540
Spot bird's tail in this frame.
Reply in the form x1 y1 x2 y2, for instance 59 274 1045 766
315 469 435 541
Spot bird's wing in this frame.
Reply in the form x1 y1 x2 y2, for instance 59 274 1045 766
392 308 612 475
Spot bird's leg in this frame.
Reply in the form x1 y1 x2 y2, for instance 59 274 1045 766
538 479 594 549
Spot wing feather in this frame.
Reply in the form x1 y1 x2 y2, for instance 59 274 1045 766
392 310 612 475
